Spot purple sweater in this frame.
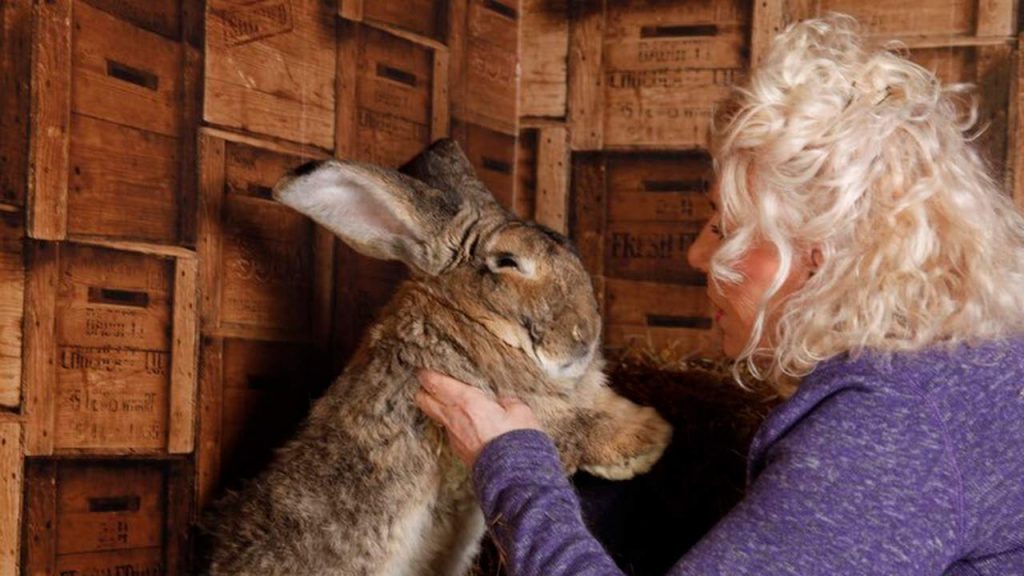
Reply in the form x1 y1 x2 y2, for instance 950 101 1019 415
473 338 1024 575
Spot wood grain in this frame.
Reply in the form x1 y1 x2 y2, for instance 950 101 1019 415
520 0 569 118
567 0 605 150
23 241 58 455
205 0 337 149
0 1 32 206
0 422 21 575
28 0 71 240
0 212 24 409
534 125 570 233
169 255 199 454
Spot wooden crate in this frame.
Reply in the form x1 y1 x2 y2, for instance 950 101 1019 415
572 151 720 358
205 0 337 150
23 459 190 576
29 0 202 244
337 20 450 167
1 1 31 207
516 122 571 233
334 20 450 363
1 422 22 576
340 0 449 44
452 120 518 210
520 0 569 118
0 211 24 410
569 0 751 150
197 337 330 509
783 0 1015 39
450 0 521 135
23 241 198 456
911 44 1014 184
198 129 335 344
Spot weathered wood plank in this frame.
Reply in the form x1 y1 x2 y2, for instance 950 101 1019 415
0 422 21 575
534 125 570 234
567 0 605 150
28 0 71 240
169 256 199 454
23 241 58 455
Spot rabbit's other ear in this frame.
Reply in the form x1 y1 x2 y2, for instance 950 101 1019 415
273 158 466 276
400 138 498 209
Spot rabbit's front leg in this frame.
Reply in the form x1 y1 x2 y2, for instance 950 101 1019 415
575 387 673 480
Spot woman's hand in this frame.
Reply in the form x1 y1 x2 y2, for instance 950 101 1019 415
415 369 542 467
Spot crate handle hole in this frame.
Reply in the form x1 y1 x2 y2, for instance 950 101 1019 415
646 315 712 330
88 495 141 513
88 287 151 308
483 0 518 20
482 156 512 175
640 24 719 39
376 64 418 88
105 59 160 91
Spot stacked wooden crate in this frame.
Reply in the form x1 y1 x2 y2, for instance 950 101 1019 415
333 0 522 364
562 0 751 359
10 0 203 573
559 0 1021 363
198 0 338 513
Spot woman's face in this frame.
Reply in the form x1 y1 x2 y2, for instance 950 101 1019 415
686 193 811 359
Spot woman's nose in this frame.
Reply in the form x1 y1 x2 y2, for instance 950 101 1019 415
687 222 715 273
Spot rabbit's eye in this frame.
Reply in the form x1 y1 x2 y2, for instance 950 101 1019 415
488 253 520 272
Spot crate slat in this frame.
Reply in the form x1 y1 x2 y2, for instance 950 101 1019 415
0 213 24 409
28 0 72 240
1 1 32 206
205 0 337 150
516 124 571 233
0 422 21 575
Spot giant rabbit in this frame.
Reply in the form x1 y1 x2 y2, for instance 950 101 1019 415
205 139 672 575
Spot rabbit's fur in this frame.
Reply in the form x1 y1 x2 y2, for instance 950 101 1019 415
204 140 672 575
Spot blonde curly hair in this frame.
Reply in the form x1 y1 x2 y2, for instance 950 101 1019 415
710 14 1024 383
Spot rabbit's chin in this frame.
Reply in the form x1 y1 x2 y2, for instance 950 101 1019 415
537 347 596 381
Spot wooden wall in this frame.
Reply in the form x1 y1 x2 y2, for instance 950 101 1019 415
1 0 1021 573
514 0 1022 362
1 0 521 573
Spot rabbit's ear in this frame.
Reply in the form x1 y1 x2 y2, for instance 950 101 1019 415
400 139 497 208
273 158 467 276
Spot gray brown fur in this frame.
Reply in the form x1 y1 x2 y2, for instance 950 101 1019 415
204 140 672 575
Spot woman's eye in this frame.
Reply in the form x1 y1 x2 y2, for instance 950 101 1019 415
709 223 725 240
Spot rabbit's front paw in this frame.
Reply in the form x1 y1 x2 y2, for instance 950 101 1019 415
579 406 672 480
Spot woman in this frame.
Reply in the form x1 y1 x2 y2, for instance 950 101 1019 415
415 16 1024 575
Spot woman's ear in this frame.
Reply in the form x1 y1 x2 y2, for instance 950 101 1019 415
808 247 824 277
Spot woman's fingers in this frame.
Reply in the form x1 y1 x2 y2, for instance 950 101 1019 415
413 389 449 426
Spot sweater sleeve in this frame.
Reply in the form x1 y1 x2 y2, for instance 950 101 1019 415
474 387 965 576
472 429 626 576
